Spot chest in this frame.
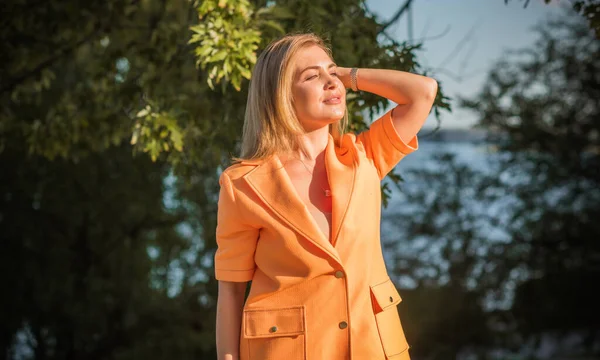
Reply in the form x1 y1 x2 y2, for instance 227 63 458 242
284 162 333 242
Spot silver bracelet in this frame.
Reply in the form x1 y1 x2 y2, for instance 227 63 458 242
350 67 359 91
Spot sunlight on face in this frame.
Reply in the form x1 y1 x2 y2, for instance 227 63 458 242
291 45 346 132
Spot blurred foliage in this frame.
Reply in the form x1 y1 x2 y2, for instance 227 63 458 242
0 142 208 359
378 6 599 360
462 7 599 358
385 153 501 359
572 0 600 38
504 0 600 37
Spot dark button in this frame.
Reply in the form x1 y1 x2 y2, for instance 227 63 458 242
389 296 394 302
339 321 348 329
269 326 278 333
334 271 344 278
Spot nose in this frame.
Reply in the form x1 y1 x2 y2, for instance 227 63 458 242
324 74 338 89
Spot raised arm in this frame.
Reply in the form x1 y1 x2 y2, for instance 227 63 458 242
338 67 438 142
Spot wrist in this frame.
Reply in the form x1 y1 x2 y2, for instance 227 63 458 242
349 67 359 91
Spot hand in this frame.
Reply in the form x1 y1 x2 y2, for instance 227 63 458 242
336 66 352 89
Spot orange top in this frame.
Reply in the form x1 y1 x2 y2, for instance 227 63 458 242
215 109 418 360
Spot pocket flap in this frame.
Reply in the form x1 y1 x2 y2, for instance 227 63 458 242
370 278 402 311
244 306 305 339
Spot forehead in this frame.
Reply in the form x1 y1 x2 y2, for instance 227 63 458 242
292 45 332 70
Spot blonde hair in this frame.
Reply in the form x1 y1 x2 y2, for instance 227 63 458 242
232 33 348 163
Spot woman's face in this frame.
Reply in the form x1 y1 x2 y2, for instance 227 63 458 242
291 45 346 132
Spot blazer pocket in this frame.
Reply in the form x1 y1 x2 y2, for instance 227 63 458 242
370 278 410 359
243 306 306 360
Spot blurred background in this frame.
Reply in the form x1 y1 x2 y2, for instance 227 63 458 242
1 0 598 359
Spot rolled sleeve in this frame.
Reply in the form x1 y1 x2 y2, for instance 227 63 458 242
214 172 259 282
356 108 419 179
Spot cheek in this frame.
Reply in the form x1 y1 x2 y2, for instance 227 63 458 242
294 88 309 106
293 86 319 110
339 83 347 100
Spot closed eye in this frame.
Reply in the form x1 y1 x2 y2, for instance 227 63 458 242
306 73 337 81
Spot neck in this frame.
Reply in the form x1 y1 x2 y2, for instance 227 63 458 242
296 125 330 162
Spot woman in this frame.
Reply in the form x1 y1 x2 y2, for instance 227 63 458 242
215 33 437 360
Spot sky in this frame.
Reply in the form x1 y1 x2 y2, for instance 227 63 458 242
366 0 565 129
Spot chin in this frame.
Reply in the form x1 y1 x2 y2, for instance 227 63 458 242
329 110 345 121
320 113 343 122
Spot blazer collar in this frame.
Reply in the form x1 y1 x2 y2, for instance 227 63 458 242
241 133 357 265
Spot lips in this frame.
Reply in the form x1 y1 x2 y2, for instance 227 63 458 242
323 94 342 104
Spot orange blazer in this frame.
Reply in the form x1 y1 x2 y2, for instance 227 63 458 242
215 109 418 360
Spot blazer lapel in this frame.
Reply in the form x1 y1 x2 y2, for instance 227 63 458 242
242 152 342 264
325 133 357 247
242 133 357 262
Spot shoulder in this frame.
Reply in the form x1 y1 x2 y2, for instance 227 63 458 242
337 131 366 155
220 156 269 183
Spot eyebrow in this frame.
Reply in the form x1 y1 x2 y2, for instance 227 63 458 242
299 63 337 75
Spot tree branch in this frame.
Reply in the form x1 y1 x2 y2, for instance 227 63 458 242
380 0 414 32
504 0 532 8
